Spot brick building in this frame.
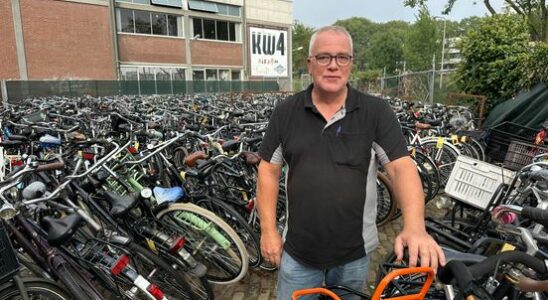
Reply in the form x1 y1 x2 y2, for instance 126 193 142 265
0 0 294 90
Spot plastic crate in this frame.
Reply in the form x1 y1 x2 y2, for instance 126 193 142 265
0 221 19 282
445 156 515 210
504 140 548 171
485 122 542 164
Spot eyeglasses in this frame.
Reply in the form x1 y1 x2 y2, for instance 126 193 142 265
311 54 353 66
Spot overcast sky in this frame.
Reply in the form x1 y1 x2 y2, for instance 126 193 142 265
293 0 506 28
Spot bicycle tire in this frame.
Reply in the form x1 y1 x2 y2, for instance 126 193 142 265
412 151 441 199
0 277 71 300
195 197 262 268
418 139 460 187
376 172 396 227
155 203 249 284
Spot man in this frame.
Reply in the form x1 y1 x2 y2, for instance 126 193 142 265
257 25 445 299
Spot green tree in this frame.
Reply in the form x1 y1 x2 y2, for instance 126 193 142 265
456 14 531 111
403 6 439 71
404 0 548 42
291 21 314 76
365 31 405 73
334 17 379 69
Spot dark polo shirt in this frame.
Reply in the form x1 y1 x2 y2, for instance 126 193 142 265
259 84 408 269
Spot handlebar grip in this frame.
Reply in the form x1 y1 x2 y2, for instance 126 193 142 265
521 206 548 228
35 161 65 172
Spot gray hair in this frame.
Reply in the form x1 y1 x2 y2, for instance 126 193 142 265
308 25 354 56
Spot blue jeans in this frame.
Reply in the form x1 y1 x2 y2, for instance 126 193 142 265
276 251 371 300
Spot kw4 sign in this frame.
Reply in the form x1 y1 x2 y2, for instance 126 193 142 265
249 27 288 77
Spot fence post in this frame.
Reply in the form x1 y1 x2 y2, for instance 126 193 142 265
1 80 8 108
429 54 435 104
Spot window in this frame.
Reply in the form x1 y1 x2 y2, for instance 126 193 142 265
193 18 203 38
117 9 182 37
134 10 152 34
168 15 179 37
188 0 219 13
206 69 217 80
116 0 151 4
231 70 240 80
121 66 138 80
156 68 172 81
192 18 240 42
152 13 167 35
193 70 205 80
188 0 240 17
139 67 155 80
219 69 230 81
203 19 216 39
173 68 186 80
217 21 228 41
150 0 183 8
119 9 134 33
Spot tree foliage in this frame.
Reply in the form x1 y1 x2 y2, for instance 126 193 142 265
455 14 548 112
404 0 548 41
403 7 439 71
291 21 314 76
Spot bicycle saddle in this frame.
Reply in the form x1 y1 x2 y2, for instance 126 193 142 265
41 213 83 247
241 151 260 165
153 186 184 204
103 191 140 218
22 181 48 200
222 140 240 152
7 134 28 141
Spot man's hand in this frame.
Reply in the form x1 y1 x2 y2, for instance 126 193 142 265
260 230 283 266
394 228 446 272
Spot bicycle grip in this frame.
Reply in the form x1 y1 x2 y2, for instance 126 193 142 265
521 206 548 228
35 161 65 172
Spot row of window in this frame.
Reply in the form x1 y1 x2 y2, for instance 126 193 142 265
116 0 241 17
118 9 182 36
192 18 238 41
116 9 241 42
120 66 241 81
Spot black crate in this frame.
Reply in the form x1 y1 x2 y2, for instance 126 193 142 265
0 221 19 283
504 140 548 171
486 122 543 164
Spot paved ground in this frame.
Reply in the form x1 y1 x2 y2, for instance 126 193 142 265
213 200 447 299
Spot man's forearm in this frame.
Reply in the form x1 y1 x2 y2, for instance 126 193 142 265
386 158 426 231
257 166 281 234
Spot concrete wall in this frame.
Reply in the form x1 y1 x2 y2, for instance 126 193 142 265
0 1 20 80
20 0 115 79
245 0 292 25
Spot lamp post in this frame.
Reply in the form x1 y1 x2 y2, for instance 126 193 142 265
434 17 447 89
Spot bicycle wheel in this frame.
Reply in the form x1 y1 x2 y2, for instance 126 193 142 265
418 139 460 187
128 242 211 300
155 203 248 284
376 172 396 227
412 151 441 199
195 197 262 268
0 277 71 300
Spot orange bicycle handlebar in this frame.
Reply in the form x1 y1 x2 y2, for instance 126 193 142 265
291 267 435 300
291 287 341 300
371 266 435 300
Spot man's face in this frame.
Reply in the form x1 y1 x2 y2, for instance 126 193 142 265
307 31 353 95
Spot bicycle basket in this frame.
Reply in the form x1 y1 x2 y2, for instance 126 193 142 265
0 221 20 283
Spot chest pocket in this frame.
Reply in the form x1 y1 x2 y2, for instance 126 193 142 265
328 132 370 169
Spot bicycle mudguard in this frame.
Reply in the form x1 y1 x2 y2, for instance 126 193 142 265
371 266 435 300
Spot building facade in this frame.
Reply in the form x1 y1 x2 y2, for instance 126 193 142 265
0 0 294 90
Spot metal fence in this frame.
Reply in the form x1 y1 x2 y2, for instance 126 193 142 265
2 80 280 103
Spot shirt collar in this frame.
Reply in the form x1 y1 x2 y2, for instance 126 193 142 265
304 83 360 112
